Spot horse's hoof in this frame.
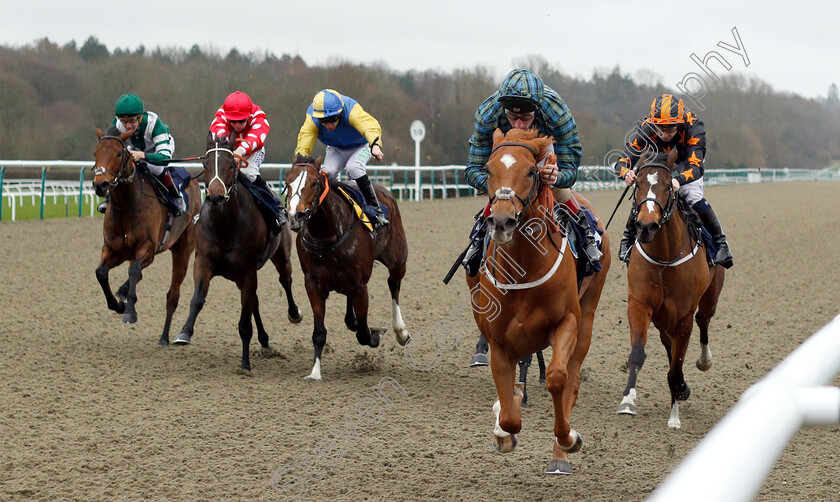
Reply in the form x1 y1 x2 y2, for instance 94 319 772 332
303 375 321 382
520 400 529 409
676 383 691 401
617 402 637 415
556 430 583 453
172 333 191 345
121 312 137 324
470 353 489 367
696 359 712 371
237 368 252 377
545 458 572 475
366 329 385 348
395 330 410 347
492 433 517 453
157 338 169 347
288 309 303 324
260 346 275 357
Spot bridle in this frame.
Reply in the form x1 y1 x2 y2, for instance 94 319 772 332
487 142 541 219
287 162 330 224
93 135 136 186
204 144 242 202
632 162 676 227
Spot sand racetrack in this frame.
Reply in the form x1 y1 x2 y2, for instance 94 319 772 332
1 181 839 501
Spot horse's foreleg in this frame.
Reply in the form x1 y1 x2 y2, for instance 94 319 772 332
253 295 270 350
387 265 410 346
470 334 490 367
173 259 212 346
236 273 258 375
303 279 328 382
159 237 191 346
695 269 724 371
489 342 520 453
517 354 532 408
121 255 149 325
618 298 653 415
351 285 382 348
343 295 357 332
271 247 302 324
667 314 695 429
115 279 130 303
95 246 126 315
546 314 580 450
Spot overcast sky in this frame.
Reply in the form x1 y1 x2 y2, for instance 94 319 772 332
2 0 837 99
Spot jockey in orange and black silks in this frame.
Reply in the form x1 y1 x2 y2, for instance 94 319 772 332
614 94 733 268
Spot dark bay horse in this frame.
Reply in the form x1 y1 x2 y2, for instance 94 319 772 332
92 127 201 345
286 156 409 381
617 150 725 428
173 134 301 375
466 128 611 474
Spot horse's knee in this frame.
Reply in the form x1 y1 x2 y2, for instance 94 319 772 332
629 343 647 368
95 264 109 282
545 366 568 394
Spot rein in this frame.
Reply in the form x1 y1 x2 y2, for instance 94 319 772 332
487 142 541 215
292 163 362 252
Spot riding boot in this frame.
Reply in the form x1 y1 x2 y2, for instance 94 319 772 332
158 170 186 215
697 207 733 269
252 175 282 233
618 211 638 264
574 210 603 263
462 217 487 276
355 174 389 228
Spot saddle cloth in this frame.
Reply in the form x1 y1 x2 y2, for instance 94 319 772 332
334 182 390 232
138 163 192 214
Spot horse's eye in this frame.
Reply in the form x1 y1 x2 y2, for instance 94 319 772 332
310 181 318 187
527 170 536 178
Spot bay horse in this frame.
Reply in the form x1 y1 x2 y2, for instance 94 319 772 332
616 150 725 428
173 133 302 375
466 128 610 474
286 155 409 381
92 127 201 346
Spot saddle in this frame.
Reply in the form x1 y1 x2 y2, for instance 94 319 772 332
676 196 719 268
237 173 287 233
334 182 390 232
138 163 192 215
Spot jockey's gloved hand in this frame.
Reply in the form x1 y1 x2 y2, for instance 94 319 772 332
234 147 247 159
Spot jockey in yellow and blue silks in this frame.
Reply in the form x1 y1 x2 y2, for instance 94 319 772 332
295 89 388 227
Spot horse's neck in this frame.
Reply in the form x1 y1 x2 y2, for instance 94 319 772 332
110 169 145 209
205 186 247 230
489 209 563 270
306 192 352 240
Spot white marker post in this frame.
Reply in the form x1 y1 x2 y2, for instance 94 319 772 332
410 120 426 201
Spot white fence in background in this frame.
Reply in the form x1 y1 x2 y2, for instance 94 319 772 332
1 160 839 221
648 313 840 502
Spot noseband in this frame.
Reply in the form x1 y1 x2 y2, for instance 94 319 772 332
93 135 135 186
488 142 541 215
205 145 240 201
633 162 676 226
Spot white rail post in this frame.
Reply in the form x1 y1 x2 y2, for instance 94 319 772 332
410 120 425 202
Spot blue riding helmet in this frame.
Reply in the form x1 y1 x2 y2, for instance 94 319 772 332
311 89 345 119
497 69 544 111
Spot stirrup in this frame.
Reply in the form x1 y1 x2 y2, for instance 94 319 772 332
374 211 389 228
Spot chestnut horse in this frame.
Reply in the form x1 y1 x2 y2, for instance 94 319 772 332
173 134 301 374
286 156 409 381
466 128 610 474
616 150 725 428
92 127 201 345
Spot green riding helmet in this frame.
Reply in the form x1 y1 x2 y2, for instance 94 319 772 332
115 94 145 117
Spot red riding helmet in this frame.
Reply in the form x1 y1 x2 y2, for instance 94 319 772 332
223 91 254 121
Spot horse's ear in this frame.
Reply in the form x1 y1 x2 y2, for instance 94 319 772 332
120 129 132 141
667 147 678 168
314 156 324 168
492 128 505 145
96 127 104 139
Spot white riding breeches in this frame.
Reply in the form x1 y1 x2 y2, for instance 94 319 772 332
240 148 265 182
321 144 371 181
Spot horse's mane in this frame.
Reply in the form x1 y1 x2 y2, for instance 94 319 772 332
206 131 235 150
497 128 554 153
294 153 316 165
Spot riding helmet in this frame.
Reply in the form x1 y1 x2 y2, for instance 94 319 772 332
648 94 685 124
497 69 543 113
223 91 254 121
311 89 345 119
114 94 144 117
